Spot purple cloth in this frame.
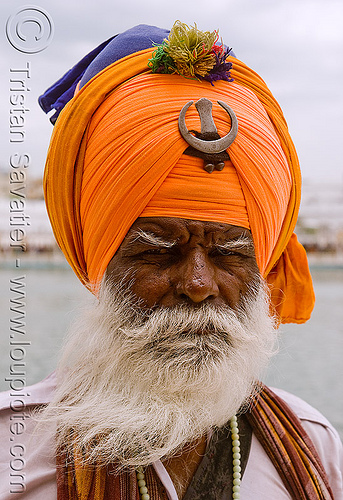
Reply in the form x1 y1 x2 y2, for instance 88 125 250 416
80 24 169 88
38 24 169 124
38 36 115 124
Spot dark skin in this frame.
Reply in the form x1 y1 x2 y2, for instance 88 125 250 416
107 217 259 309
106 217 259 498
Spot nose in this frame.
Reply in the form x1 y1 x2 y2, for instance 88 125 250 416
175 248 219 304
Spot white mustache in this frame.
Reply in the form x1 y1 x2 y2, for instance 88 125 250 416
37 276 277 468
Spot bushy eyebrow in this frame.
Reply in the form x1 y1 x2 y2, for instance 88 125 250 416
215 235 254 253
128 229 254 252
130 229 176 248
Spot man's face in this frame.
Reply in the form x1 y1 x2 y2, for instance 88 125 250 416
106 217 259 310
49 218 276 468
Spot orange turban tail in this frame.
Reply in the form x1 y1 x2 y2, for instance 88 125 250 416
44 48 315 324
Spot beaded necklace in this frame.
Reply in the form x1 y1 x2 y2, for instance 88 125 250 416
136 415 241 500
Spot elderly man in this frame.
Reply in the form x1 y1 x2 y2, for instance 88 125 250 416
0 22 342 499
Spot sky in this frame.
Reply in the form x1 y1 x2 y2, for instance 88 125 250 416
1 0 342 183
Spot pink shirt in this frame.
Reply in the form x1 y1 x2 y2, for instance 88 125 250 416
0 372 342 499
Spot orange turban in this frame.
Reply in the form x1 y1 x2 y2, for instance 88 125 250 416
43 48 315 324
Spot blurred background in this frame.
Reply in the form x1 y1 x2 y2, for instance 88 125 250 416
0 0 342 438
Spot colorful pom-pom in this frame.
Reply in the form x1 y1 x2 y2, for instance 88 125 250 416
148 20 234 84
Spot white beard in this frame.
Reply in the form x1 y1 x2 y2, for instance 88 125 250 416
40 277 277 468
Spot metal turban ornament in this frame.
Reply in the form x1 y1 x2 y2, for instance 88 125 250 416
178 98 238 173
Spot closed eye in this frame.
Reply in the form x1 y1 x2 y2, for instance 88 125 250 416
142 247 171 255
211 237 255 258
214 247 237 256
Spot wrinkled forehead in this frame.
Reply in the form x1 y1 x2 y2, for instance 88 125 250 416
123 217 254 246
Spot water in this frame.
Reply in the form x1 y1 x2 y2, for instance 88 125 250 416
1 264 342 439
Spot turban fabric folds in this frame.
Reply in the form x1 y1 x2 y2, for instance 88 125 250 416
43 42 315 324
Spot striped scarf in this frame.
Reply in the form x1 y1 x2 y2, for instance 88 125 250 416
246 386 334 499
56 385 334 499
